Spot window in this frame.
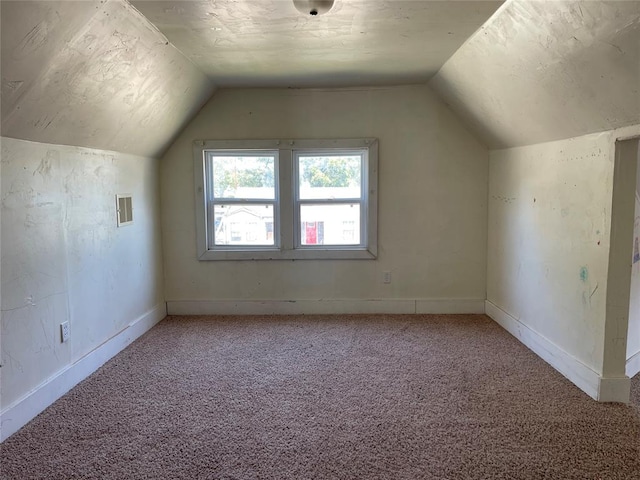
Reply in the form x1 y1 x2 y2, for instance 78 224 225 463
296 151 363 247
207 150 277 247
194 138 378 260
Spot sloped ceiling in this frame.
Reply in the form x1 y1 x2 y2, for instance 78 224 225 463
0 0 503 157
131 0 503 87
1 0 214 158
429 0 640 150
4 0 636 156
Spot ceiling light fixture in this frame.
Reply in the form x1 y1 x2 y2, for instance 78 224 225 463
293 0 335 16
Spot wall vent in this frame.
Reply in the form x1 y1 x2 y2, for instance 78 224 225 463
116 195 133 226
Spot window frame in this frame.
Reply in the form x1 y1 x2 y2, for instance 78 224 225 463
194 138 378 261
205 148 280 250
293 148 368 250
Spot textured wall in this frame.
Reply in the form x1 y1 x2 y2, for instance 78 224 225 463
487 132 621 377
1 137 164 411
160 85 488 304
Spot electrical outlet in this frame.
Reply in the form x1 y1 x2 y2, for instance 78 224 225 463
60 321 70 343
383 271 392 284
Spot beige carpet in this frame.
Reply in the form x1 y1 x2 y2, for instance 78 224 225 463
1 314 639 479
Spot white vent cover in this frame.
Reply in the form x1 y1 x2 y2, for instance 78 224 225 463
116 194 133 226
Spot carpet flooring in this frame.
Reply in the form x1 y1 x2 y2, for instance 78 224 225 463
1 314 639 479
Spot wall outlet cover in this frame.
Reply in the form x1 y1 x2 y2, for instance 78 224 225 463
60 321 70 343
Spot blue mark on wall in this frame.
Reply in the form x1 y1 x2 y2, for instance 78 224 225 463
579 266 589 282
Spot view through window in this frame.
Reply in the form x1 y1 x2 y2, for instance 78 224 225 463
194 139 378 260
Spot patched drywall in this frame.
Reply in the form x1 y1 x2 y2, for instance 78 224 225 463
1 137 164 411
430 0 640 149
1 0 214 158
161 86 488 304
487 133 616 374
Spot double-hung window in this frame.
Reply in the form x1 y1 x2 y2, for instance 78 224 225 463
194 138 378 260
295 151 366 248
206 150 278 248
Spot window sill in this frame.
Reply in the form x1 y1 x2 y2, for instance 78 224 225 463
198 247 377 261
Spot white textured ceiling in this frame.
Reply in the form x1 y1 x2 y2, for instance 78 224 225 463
131 0 503 87
430 0 640 149
1 0 215 157
0 0 502 156
2 0 637 157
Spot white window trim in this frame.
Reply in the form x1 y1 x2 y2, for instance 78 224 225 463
293 148 368 251
205 148 280 251
193 138 378 261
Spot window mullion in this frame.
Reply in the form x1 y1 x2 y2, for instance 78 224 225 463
279 149 294 251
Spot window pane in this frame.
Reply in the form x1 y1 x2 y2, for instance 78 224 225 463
298 155 362 200
211 154 276 199
300 204 361 245
213 204 275 246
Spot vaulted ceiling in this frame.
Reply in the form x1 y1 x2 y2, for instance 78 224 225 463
1 0 638 157
429 0 640 149
130 0 502 87
1 0 214 157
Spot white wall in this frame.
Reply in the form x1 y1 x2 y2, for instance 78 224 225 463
161 86 488 313
627 142 640 376
488 133 613 373
1 137 165 438
486 128 640 401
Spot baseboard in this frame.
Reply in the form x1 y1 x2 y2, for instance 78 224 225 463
0 302 167 442
484 300 630 403
167 298 486 315
598 376 631 403
416 299 485 314
627 349 640 378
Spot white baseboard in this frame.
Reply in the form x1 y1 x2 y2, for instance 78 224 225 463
0 302 167 442
416 299 485 314
167 298 486 316
627 349 640 378
485 300 630 403
598 376 631 403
